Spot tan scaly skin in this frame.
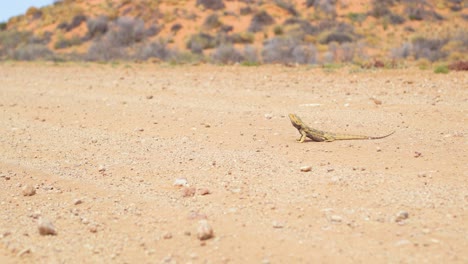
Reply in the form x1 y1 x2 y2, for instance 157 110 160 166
288 113 395 142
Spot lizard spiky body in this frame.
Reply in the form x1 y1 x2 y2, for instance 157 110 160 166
288 113 394 142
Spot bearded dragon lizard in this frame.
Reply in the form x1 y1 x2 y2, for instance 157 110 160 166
289 113 394 142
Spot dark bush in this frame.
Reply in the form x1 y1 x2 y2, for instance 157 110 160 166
412 37 448 61
137 40 176 61
388 13 406 24
0 22 6 31
306 0 315 8
370 0 394 18
54 36 82 49
57 22 68 30
171 23 182 34
203 14 222 29
274 0 299 16
320 32 353 44
12 44 53 61
243 45 259 64
448 61 468 71
262 37 317 64
283 18 318 35
231 32 254 44
0 30 32 57
313 0 337 19
87 16 108 38
391 42 412 59
196 0 225 10
403 0 443 21
186 33 216 53
248 11 275 32
211 44 243 64
87 41 127 61
67 15 87 32
145 25 161 37
107 17 146 47
240 6 252 15
220 25 233 33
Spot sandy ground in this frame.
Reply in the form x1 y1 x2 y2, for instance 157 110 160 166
0 62 466 263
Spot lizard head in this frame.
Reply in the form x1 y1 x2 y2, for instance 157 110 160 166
288 113 303 129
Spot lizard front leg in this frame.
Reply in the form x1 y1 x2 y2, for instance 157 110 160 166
297 129 307 143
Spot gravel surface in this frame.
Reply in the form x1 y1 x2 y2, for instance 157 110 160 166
0 63 467 263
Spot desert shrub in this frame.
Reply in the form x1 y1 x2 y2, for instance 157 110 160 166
412 37 448 61
231 32 254 44
319 31 353 44
12 44 53 61
0 22 6 31
274 0 299 16
0 30 32 57
391 42 412 59
196 0 225 10
434 65 449 73
54 35 82 49
137 40 176 61
86 16 108 38
273 25 284 35
211 44 243 64
403 0 443 21
145 25 161 37
248 10 275 32
388 13 406 24
262 37 317 64
347 12 367 24
67 15 87 31
171 23 182 34
187 33 216 53
220 25 233 33
283 18 318 35
203 14 222 29
313 0 337 19
306 0 315 8
242 45 259 64
107 17 146 46
26 7 43 20
87 41 128 61
370 0 394 18
292 44 318 64
240 6 252 15
448 61 468 71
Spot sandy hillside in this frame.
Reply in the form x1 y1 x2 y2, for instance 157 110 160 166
0 63 467 263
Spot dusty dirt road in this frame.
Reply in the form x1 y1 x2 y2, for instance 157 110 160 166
0 62 467 263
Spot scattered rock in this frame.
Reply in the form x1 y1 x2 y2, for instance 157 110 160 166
395 211 409 223
330 215 343 223
173 178 188 187
300 166 312 172
98 165 106 172
376 146 382 152
38 218 57 236
395 239 411 246
182 187 196 197
272 221 285 228
264 113 273 120
370 97 382 105
22 185 36 196
89 224 98 233
146 95 154 99
73 199 83 205
163 232 173 239
414 151 422 158
198 188 211 195
197 220 214 241
17 248 31 257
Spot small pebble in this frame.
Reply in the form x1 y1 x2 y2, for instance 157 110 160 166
264 114 273 120
173 178 188 187
182 187 196 197
89 224 98 233
73 199 83 205
414 151 422 158
198 188 211 195
272 221 285 228
163 232 172 239
98 165 106 172
395 211 409 222
17 248 31 257
300 166 312 172
22 185 36 196
146 95 154 99
197 220 214 241
38 218 57 236
330 215 342 223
